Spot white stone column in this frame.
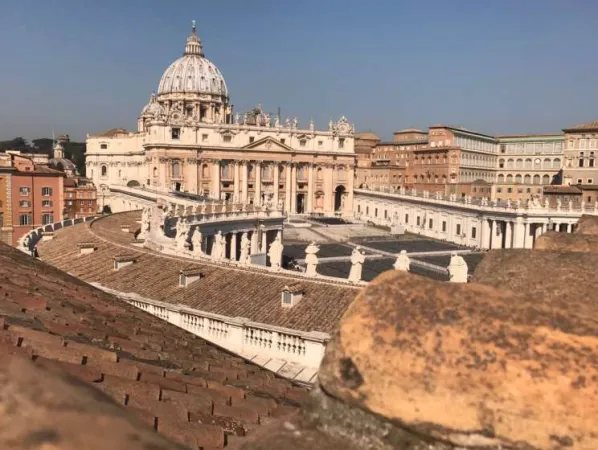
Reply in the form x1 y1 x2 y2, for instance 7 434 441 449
261 229 268 253
230 232 238 261
324 165 334 213
524 223 533 249
513 218 525 248
290 163 297 214
273 164 280 205
504 221 512 249
250 230 258 254
284 164 292 213
490 219 498 249
233 162 240 202
566 223 573 233
307 164 314 213
241 162 248 203
212 160 221 200
254 161 262 205
534 223 542 244
346 164 354 216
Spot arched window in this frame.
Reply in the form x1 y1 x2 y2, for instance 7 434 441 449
525 158 532 169
534 158 541 169
317 168 323 180
553 158 561 169
498 159 505 168
516 158 523 169
221 162 231 179
101 165 107 177
202 164 208 178
543 158 551 169
248 164 254 180
533 174 540 184
579 152 584 168
542 174 550 185
506 174 513 183
153 167 158 177
506 159 514 169
497 174 505 183
524 174 531 184
515 174 522 184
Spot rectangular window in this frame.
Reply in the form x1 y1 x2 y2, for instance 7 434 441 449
223 135 232 143
374 208 378 217
517 188 523 194
588 196 593 203
366 206 369 215
588 179 594 184
339 138 345 149
318 140 323 148
0 213 3 227
19 214 32 226
507 187 512 193
456 224 462 235
42 200 52 207
442 221 447 232
405 214 409 224
497 187 502 193
300 139 306 147
100 143 108 149
429 218 433 229
88 200 93 206
471 227 477 239
41 214 53 225
19 200 31 208
202 134 208 142
280 138 286 145
19 187 30 196
384 210 388 219
171 128 181 139
416 216 420 226
577 179 583 184
249 136 255 143
41 187 52 196
357 205 361 213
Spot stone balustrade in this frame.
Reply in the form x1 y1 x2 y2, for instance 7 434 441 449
92 285 330 374
18 216 98 254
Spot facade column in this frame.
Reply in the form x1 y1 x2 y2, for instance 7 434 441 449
290 163 298 214
504 221 512 249
284 164 292 213
254 161 262 205
250 230 258 254
307 163 314 214
230 232 238 261
346 164 354 217
524 223 533 249
566 223 572 233
211 160 221 200
273 164 280 206
233 162 240 202
324 165 334 213
261 229 268 253
513 217 525 248
241 162 248 203
490 219 497 249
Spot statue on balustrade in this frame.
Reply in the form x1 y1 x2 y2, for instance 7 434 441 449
448 252 468 283
191 228 203 256
240 232 251 265
211 231 225 261
556 198 562 210
275 115 280 128
174 219 190 250
348 247 365 283
268 231 284 271
304 242 320 277
138 206 151 239
393 250 410 272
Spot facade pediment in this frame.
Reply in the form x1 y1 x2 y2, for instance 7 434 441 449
243 137 293 152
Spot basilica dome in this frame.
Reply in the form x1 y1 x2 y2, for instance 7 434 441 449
157 23 229 99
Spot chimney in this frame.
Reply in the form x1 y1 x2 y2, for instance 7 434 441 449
281 284 304 308
179 268 202 288
113 255 137 270
41 231 54 241
77 242 97 255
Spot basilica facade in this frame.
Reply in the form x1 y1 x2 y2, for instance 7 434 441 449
86 22 356 215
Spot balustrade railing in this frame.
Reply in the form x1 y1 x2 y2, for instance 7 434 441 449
93 285 329 372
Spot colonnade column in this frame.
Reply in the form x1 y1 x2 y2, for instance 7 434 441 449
290 163 297 214
241 162 248 203
513 217 525 248
254 161 262 205
504 221 512 249
230 232 238 261
523 223 533 249
490 219 498 249
307 164 314 213
250 230 258 254
273 164 280 206
480 218 491 249
261 229 268 253
284 164 292 213
211 161 221 200
233 162 240 202
346 164 355 216
566 223 572 233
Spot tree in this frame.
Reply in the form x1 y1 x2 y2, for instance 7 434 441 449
0 137 31 152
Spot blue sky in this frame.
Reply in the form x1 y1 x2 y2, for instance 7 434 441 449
1 0 597 141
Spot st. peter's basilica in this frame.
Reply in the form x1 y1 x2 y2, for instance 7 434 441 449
86 22 356 215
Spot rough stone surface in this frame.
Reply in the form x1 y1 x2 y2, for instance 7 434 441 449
0 356 185 450
318 269 598 449
575 215 598 235
534 232 598 253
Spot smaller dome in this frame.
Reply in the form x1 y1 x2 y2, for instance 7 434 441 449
141 92 165 118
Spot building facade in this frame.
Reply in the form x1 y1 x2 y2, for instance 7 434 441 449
0 154 64 245
86 23 356 216
562 120 598 186
0 155 13 244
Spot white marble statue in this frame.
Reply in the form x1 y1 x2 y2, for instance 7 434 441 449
191 228 203 255
243 113 248 125
174 219 190 250
211 231 225 261
348 246 365 283
275 115 280 128
309 119 315 132
265 113 271 127
556 198 562 210
138 206 151 239
239 232 251 265
285 116 291 128
304 242 320 277
268 231 284 270
292 117 298 129
234 112 240 125
448 252 468 283
393 250 410 272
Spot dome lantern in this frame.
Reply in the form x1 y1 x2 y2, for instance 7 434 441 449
184 20 204 56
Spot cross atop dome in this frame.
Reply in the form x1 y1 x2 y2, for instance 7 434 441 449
184 20 203 56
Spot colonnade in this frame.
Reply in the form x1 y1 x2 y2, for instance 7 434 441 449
482 218 575 250
200 227 278 262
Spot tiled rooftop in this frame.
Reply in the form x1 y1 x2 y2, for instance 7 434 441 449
563 120 598 132
0 242 308 449
37 212 359 334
